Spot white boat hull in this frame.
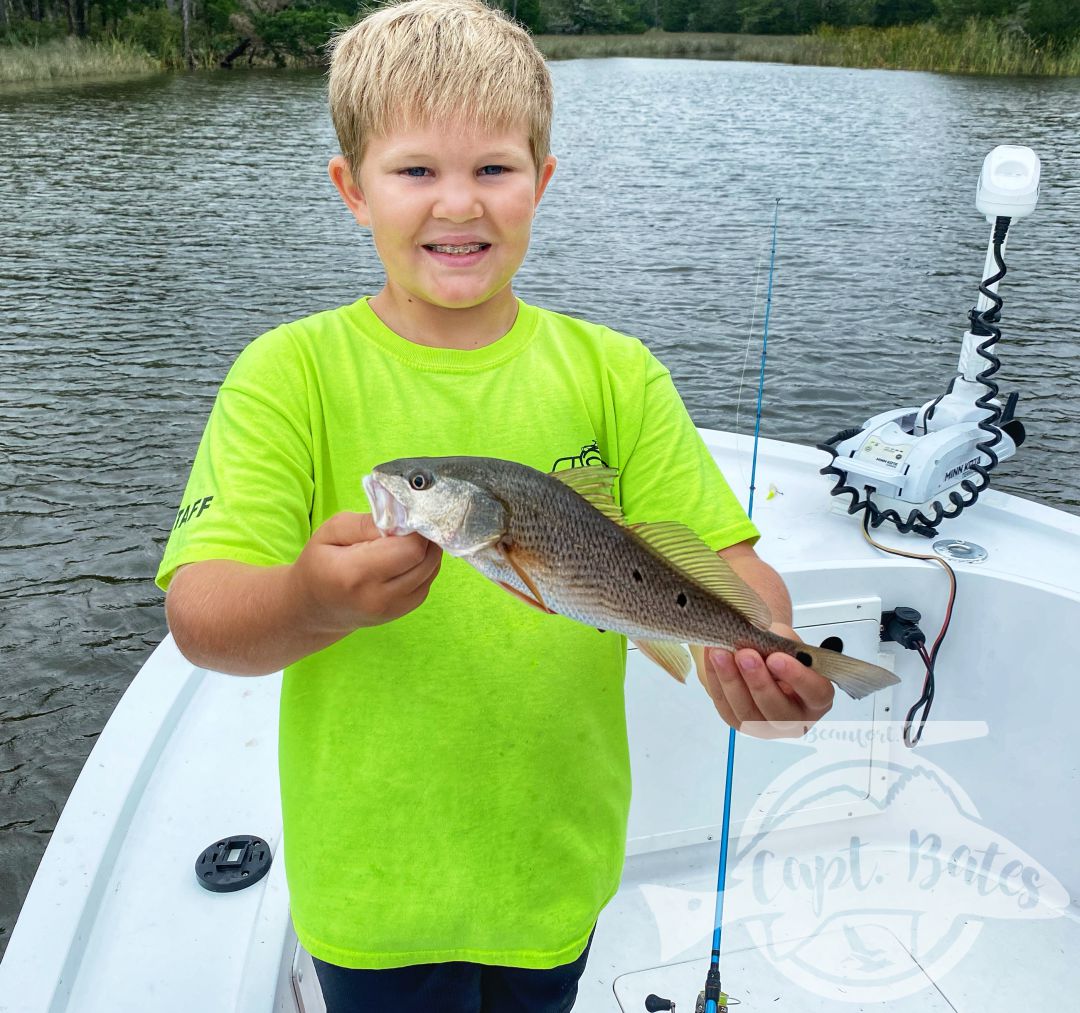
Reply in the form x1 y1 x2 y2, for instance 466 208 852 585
2 432 1078 1011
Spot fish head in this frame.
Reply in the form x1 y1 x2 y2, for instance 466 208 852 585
363 457 509 556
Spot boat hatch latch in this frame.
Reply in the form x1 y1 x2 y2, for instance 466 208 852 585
195 834 273 893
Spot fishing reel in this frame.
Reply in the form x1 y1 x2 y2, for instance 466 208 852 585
644 987 737 1013
820 145 1040 537
644 966 740 1013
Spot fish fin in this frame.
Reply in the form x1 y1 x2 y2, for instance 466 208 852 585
629 521 773 629
689 643 708 682
798 645 900 701
632 638 692 684
496 580 555 614
496 541 556 614
550 466 625 524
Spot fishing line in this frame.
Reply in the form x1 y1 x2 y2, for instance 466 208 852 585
747 199 780 518
702 198 780 1013
733 248 767 478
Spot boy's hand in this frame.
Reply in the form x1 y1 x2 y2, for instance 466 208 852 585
697 623 834 740
290 512 443 636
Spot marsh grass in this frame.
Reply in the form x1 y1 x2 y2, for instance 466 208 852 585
0 36 159 85
805 21 1080 75
533 31 801 64
535 22 1080 76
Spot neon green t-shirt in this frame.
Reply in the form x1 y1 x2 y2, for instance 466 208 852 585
156 297 758 970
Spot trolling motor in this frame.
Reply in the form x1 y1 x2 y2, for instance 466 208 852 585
819 145 1040 536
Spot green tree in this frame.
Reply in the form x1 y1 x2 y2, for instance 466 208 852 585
689 0 741 31
1025 0 1080 43
658 0 692 31
573 0 645 32
737 0 798 33
868 0 936 26
934 0 1013 29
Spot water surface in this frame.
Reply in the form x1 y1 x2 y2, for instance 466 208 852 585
2 60 1078 957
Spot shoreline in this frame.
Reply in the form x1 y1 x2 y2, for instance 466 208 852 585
2 26 1078 89
0 36 159 88
535 25 1080 75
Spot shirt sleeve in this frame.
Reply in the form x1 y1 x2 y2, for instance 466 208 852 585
617 351 759 553
155 327 315 591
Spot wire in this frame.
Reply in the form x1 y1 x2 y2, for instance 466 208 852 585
860 514 957 746
906 644 937 747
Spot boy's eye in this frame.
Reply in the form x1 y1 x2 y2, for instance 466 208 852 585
479 165 507 176
401 167 431 178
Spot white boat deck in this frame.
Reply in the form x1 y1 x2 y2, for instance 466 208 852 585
2 432 1078 1012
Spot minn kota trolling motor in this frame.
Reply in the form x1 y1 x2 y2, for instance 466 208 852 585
819 145 1040 536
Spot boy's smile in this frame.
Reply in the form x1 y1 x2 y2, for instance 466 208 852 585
329 123 556 349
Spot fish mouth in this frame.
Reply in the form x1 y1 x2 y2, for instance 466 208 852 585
362 473 413 537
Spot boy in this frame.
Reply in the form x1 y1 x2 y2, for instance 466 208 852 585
157 2 834 1010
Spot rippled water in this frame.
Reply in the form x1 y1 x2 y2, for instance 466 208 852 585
1 60 1078 957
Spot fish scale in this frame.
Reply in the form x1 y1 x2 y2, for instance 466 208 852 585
364 456 900 699
481 487 769 649
395 458 769 647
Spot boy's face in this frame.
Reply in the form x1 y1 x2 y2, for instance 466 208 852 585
329 121 556 316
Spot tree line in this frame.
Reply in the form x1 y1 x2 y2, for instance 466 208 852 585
2 0 1077 67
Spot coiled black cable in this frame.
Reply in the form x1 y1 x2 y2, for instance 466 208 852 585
817 216 1012 537
821 225 1012 744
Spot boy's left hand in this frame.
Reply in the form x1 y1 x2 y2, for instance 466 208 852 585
698 623 835 739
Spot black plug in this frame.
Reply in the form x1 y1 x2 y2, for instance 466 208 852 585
881 607 926 651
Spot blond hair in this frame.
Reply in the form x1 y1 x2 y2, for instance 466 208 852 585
327 0 553 176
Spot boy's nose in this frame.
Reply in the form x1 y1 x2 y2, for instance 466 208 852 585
432 184 483 223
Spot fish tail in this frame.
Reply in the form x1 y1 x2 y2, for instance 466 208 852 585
801 645 900 701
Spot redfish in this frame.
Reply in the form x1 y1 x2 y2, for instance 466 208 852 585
362 457 899 699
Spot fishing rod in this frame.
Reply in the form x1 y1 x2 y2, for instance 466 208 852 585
704 197 781 1013
645 198 780 1013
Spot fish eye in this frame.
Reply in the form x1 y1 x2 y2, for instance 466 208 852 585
408 470 433 491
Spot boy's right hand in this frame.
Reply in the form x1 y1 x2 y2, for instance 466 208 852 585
289 512 443 636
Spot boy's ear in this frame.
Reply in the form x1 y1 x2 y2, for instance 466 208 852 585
534 155 557 207
328 155 371 228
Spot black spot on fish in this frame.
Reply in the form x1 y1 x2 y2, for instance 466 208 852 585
676 592 688 608
632 569 643 583
796 651 813 667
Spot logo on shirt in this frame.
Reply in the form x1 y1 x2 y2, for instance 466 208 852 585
551 440 608 472
173 495 214 530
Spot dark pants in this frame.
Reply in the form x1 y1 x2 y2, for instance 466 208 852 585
313 930 595 1013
